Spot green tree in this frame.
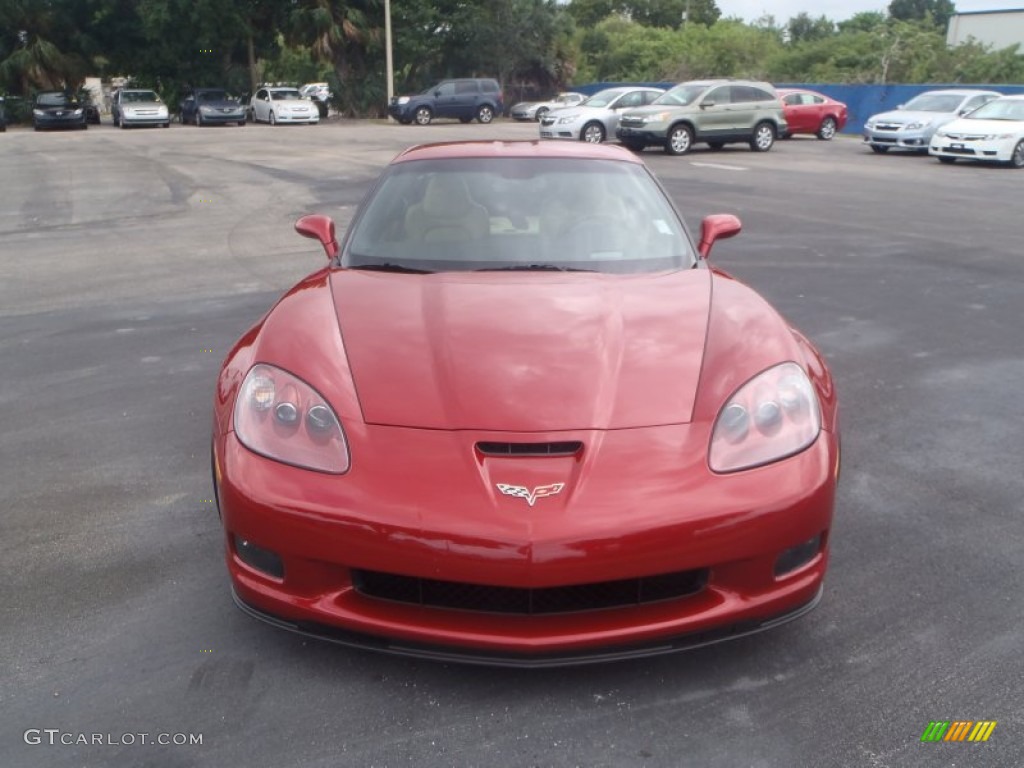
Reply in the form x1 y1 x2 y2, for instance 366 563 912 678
888 0 956 29
786 13 835 44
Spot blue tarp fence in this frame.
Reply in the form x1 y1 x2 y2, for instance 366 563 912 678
571 82 1024 134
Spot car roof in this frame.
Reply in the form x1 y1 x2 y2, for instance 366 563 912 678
918 88 1001 96
392 140 645 165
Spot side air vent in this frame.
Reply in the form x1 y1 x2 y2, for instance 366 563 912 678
476 441 583 457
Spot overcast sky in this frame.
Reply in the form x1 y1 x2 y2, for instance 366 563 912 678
716 0 1008 23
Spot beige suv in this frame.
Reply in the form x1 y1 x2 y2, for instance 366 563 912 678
616 79 786 155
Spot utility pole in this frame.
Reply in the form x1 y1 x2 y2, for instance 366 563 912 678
385 0 394 121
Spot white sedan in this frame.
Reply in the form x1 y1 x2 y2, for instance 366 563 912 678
249 87 320 125
539 86 664 143
929 95 1024 168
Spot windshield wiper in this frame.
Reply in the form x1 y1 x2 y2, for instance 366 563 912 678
349 263 434 274
476 264 596 272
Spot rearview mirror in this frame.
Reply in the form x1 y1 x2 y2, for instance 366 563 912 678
698 214 742 259
295 214 339 260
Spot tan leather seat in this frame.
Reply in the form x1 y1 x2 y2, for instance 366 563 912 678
405 175 490 242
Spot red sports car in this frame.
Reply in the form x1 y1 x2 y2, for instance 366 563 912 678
212 140 840 666
778 88 848 140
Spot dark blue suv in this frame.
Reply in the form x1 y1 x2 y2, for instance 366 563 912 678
388 78 503 126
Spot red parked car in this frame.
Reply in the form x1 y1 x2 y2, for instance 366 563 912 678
778 88 848 140
212 140 840 666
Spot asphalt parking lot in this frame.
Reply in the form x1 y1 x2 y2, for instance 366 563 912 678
2 119 1021 768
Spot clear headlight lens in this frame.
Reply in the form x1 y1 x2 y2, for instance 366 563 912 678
642 112 671 124
709 362 821 473
397 96 410 105
33 109 44 116
73 108 83 115
234 364 350 474
904 121 929 130
557 115 578 124
864 120 875 130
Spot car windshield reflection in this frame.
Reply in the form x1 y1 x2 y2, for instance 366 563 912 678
345 157 693 274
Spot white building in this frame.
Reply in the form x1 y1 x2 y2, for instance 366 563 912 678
947 8 1024 51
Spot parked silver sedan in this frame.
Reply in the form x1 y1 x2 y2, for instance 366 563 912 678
510 92 586 122
539 86 664 143
863 89 1000 154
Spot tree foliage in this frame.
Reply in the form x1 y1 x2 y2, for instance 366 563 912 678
0 0 1021 116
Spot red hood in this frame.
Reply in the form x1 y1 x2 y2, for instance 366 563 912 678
330 269 711 431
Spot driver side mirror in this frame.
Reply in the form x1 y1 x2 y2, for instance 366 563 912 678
697 214 742 259
295 214 339 260
700 100 716 109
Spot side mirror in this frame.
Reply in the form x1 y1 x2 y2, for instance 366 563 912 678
700 100 715 109
697 214 742 259
435 90 442 97
295 214 339 260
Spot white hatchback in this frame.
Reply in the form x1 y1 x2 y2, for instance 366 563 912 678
929 95 1024 168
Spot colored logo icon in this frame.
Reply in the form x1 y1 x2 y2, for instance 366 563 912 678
921 721 997 742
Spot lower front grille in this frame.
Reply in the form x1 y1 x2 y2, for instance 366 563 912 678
352 568 708 615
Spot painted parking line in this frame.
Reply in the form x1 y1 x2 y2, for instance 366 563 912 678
690 162 748 171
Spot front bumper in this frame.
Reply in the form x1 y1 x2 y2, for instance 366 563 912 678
538 120 581 140
198 109 246 124
616 125 666 146
214 422 839 664
863 128 932 150
34 113 87 129
272 111 319 124
122 113 169 126
929 136 1014 163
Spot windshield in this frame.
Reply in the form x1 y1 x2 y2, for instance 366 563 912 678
36 93 76 107
652 84 708 107
270 90 302 100
966 98 1024 121
581 89 624 108
345 157 693 274
902 93 967 112
197 90 230 102
122 91 161 103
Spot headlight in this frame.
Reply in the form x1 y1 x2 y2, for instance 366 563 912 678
73 108 83 116
981 133 1013 140
200 106 213 114
33 109 44 116
642 112 671 124
934 130 947 138
709 362 821 473
557 114 578 124
234 364 350 474
157 106 168 116
864 120 875 130
904 121 929 130
397 96 410 105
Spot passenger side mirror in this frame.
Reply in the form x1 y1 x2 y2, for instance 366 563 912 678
295 215 339 260
700 100 716 109
697 214 742 259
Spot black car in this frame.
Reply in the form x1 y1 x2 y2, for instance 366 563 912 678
179 87 246 126
388 78 503 125
0 98 6 132
32 91 89 130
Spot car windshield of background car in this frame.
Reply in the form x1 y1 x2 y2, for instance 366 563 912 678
345 157 693 274
199 90 229 102
652 84 707 107
581 89 624 108
903 94 967 112
271 90 302 100
125 91 160 103
37 93 73 107
966 99 1024 121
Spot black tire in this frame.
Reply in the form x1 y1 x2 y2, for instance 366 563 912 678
238 120 246 127
476 104 494 124
621 140 645 153
870 145 889 154
938 156 956 165
817 116 838 140
162 122 169 128
1010 140 1024 169
195 111 203 127
535 107 549 122
269 111 277 126
581 121 605 143
112 113 119 127
665 123 694 155
414 106 432 125
707 141 725 151
750 121 776 152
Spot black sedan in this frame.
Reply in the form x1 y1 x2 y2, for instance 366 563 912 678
32 92 89 130
179 87 246 126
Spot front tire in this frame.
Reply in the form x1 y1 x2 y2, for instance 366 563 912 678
269 111 277 126
938 156 956 165
750 121 776 152
415 106 432 125
665 124 693 155
477 105 494 124
535 107 549 122
870 144 889 154
195 111 203 127
817 116 837 140
1009 140 1024 169
581 121 605 143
